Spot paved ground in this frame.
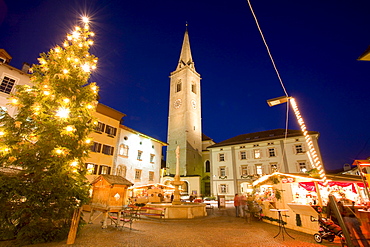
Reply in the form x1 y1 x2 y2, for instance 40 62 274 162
7 204 345 247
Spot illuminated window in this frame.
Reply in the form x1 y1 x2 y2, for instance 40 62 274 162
137 151 143 160
149 171 154 181
0 76 15 94
254 149 261 159
295 144 304 154
268 148 276 157
270 163 278 173
219 153 225 162
99 165 111 175
220 184 227 193
241 165 248 176
150 154 155 163
105 125 117 136
240 151 247 160
116 165 127 178
94 122 105 132
119 144 129 156
298 161 307 173
102 145 114 155
135 169 142 180
256 164 263 175
86 163 98 175
91 142 102 153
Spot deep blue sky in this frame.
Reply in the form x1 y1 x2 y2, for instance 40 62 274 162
1 0 370 171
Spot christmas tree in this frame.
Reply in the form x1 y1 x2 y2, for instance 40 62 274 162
0 17 98 244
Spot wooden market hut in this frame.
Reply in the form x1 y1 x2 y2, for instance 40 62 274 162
88 174 133 228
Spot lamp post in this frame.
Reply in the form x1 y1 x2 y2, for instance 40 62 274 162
266 96 328 186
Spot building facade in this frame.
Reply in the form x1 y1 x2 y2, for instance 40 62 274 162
115 125 167 187
0 49 32 117
208 129 323 200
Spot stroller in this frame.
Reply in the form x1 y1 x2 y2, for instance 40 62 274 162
310 214 346 246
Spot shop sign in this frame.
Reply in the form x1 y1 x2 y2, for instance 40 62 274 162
281 177 295 183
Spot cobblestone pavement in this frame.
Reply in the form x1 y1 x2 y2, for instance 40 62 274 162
18 204 344 247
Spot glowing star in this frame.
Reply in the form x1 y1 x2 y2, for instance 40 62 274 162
56 107 70 118
82 16 89 23
65 125 76 132
81 63 90 72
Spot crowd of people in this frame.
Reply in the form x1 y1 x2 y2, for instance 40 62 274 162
233 194 262 222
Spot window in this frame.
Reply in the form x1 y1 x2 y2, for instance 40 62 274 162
219 153 225 162
0 76 16 94
254 149 261 159
135 169 142 180
256 164 263 175
149 171 154 181
91 142 102 153
102 145 114 155
298 161 307 173
205 160 210 173
150 154 155 163
220 184 227 193
268 148 276 157
270 163 278 173
99 165 111 175
295 144 304 154
268 142 274 145
191 83 196 93
118 144 129 156
219 166 226 177
137 151 143 160
94 122 105 132
86 163 98 175
116 165 127 178
240 151 247 160
253 144 259 147
105 125 117 136
241 165 248 176
176 81 182 92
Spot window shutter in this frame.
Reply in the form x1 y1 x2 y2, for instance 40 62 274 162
218 184 221 194
226 184 229 194
226 167 229 176
217 167 221 177
98 165 102 175
108 167 111 175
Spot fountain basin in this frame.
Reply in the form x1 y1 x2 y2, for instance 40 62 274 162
147 203 207 219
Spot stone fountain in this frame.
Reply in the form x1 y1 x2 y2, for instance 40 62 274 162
147 146 207 219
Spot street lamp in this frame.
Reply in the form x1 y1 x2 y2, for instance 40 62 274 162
267 96 328 185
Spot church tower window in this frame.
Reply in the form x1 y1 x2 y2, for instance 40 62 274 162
176 81 182 92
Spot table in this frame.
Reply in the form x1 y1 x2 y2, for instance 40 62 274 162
270 209 294 240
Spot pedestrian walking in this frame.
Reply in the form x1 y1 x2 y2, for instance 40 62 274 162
234 194 241 217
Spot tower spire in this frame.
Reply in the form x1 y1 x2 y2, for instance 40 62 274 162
176 25 195 71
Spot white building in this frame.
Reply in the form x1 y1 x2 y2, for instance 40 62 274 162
208 129 323 200
0 49 32 116
115 125 167 187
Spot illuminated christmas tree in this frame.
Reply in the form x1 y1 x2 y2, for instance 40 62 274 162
0 17 98 244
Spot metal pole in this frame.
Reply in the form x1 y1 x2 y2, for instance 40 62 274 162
328 194 354 247
356 161 370 201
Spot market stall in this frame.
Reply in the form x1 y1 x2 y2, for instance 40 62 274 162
129 183 175 204
252 172 368 235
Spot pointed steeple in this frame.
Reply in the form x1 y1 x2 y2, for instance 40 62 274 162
176 26 195 71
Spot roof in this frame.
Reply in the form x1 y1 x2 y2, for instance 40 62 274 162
96 103 126 121
120 124 168 146
91 174 133 186
358 45 370 61
202 133 212 141
208 129 319 148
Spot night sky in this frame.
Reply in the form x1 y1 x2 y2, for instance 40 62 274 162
1 0 370 171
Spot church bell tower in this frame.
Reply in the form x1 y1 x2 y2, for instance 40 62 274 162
166 28 202 176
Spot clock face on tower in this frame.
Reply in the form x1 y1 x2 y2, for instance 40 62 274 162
174 98 182 109
191 99 196 109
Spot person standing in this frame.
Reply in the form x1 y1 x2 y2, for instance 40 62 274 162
239 194 247 218
234 194 241 217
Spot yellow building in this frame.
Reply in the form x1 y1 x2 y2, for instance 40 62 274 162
85 103 125 182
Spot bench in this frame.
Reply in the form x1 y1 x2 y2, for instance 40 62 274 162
108 210 135 230
136 206 166 221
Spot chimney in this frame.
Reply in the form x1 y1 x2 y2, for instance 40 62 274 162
22 62 30 73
